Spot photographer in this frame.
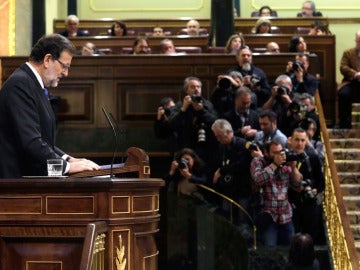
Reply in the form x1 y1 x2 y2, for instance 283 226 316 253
263 74 295 131
224 86 259 140
227 46 270 108
169 77 218 166
287 128 325 244
164 148 208 198
251 140 303 246
281 96 308 137
154 97 176 139
211 119 255 225
210 71 245 117
285 54 319 96
299 93 320 140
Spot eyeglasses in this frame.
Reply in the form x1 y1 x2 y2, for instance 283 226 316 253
56 59 71 71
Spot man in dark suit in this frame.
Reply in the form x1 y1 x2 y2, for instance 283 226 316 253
0 34 99 178
58 15 88 37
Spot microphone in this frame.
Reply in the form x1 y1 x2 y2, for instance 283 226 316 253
102 107 118 178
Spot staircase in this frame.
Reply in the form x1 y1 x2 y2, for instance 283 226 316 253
329 103 360 262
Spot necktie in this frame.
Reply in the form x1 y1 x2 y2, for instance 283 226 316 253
43 88 49 100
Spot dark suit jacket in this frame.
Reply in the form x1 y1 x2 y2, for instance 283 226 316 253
58 30 88 37
223 109 260 139
0 64 66 178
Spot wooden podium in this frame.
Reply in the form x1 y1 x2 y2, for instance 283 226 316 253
0 161 164 269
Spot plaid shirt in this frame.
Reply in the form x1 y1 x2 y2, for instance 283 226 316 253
250 157 294 224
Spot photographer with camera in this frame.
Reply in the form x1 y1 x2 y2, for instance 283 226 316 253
169 77 218 166
227 46 271 108
251 140 303 246
154 97 176 139
211 119 255 225
287 128 325 244
224 86 259 140
210 71 244 117
285 54 319 96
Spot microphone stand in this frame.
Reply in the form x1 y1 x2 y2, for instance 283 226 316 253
102 107 118 178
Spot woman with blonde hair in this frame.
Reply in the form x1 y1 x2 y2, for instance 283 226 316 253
224 34 245 54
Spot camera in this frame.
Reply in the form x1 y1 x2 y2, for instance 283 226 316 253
288 101 307 117
277 84 290 96
191 95 203 103
164 107 171 117
245 141 258 151
301 179 315 200
176 158 189 169
283 149 307 162
250 74 261 87
291 61 304 73
198 123 206 143
218 77 232 90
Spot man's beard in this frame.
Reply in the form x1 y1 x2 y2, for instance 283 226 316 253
241 63 251 72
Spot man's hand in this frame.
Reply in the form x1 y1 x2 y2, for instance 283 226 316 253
213 169 221 184
68 158 100 174
157 106 165 121
181 95 192 112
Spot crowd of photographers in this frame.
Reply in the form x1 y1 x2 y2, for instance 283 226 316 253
155 46 325 248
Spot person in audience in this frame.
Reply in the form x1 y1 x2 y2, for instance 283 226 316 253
154 97 176 140
110 21 127 36
212 119 254 225
254 109 288 150
308 20 331 35
132 37 150 54
224 34 245 54
266 42 280 53
168 76 218 166
259 5 273 17
152 26 165 37
289 36 308 53
0 34 100 178
58 14 88 37
251 140 303 246
298 93 320 140
285 233 320 270
159 39 176 54
186 19 201 36
287 128 325 244
285 53 318 96
227 46 271 108
80 42 104 56
224 87 259 140
263 74 294 131
297 1 323 18
338 31 360 129
211 71 244 117
253 18 272 34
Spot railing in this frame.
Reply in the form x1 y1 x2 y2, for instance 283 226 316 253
80 221 108 270
315 91 359 270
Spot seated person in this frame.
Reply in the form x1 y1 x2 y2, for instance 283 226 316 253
252 18 272 34
308 20 331 35
289 36 308 53
297 1 323 17
132 37 150 54
79 42 104 56
186 19 200 36
226 46 271 108
211 71 244 117
266 42 280 53
58 14 88 37
224 33 245 54
285 54 318 96
110 21 127 36
159 39 176 54
259 5 273 17
152 26 165 37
